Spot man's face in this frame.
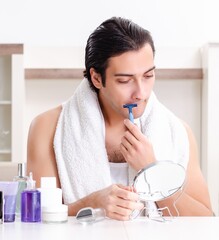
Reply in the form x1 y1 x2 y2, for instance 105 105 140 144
98 44 155 121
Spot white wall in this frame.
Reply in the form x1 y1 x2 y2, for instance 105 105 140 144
0 0 218 48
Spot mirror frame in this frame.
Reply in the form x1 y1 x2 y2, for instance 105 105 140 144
132 161 186 202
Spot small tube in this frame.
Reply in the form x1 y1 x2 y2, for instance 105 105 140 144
0 181 18 222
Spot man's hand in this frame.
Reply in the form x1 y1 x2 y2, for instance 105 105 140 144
120 119 156 171
93 184 144 220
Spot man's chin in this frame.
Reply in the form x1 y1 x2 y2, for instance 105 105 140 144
133 105 146 118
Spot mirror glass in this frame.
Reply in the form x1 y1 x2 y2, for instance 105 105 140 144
133 161 186 202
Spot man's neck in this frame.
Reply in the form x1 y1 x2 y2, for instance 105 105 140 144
98 97 124 127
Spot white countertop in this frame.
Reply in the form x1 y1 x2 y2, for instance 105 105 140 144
0 217 218 240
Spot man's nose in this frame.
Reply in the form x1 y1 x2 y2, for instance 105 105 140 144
132 80 145 100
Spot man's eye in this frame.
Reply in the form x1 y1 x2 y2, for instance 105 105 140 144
144 75 154 79
118 79 130 84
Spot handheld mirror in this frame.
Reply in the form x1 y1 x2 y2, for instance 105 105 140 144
133 161 186 202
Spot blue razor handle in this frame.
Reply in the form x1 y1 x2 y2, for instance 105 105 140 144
123 103 138 123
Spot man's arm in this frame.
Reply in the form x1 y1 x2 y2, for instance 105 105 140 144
27 108 143 220
157 122 213 216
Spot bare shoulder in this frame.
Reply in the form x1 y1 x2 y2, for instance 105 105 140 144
29 105 62 134
27 105 63 186
27 105 62 156
30 106 62 128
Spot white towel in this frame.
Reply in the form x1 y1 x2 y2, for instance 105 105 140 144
54 78 189 204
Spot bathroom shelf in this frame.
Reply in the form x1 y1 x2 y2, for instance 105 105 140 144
0 44 25 164
0 101 12 105
0 149 11 154
25 68 203 80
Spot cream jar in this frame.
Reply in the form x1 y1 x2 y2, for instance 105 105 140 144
42 204 68 223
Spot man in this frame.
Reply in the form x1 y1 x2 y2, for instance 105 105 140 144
27 17 213 220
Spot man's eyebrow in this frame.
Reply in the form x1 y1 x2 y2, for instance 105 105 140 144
114 66 156 77
145 66 156 74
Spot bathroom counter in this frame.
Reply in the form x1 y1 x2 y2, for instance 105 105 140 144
0 217 219 240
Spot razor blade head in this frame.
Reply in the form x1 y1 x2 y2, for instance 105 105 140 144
123 103 138 123
123 103 137 109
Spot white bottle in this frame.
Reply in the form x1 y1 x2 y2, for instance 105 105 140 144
38 177 68 223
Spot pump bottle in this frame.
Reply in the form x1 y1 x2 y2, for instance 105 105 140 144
21 172 41 222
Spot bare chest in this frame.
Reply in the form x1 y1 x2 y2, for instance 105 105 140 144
105 128 126 163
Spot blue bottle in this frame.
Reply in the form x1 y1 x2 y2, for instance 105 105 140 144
21 172 41 222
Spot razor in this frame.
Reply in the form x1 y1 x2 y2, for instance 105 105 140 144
123 103 138 123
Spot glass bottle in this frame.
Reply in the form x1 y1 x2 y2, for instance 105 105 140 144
13 163 28 217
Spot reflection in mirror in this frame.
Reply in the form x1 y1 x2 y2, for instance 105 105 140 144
132 161 186 221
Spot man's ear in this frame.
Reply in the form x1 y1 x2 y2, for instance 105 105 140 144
90 68 102 89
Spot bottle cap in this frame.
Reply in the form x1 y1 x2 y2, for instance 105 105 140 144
38 177 62 207
18 163 26 177
41 177 56 188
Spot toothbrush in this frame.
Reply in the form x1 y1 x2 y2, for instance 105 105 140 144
123 103 137 123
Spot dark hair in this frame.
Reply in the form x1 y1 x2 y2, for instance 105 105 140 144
83 17 155 93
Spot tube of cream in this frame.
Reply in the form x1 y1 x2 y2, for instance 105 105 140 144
0 181 18 222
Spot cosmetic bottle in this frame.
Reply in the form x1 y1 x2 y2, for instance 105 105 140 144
38 177 68 223
0 181 18 222
0 191 3 224
21 172 41 222
13 163 28 217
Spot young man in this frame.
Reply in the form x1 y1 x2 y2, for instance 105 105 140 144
27 17 213 220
